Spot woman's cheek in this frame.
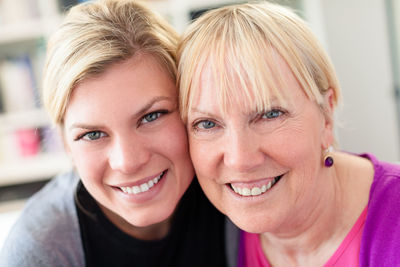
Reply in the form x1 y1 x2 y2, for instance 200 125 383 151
189 142 213 177
70 146 105 180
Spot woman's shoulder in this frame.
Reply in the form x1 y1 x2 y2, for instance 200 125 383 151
359 153 400 191
21 170 80 224
358 153 400 265
0 171 84 267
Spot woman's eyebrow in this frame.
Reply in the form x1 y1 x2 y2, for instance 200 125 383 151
134 96 173 116
68 96 173 131
68 124 101 131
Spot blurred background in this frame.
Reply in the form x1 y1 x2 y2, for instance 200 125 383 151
0 0 399 249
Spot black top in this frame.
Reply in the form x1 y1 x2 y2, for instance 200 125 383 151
75 179 227 267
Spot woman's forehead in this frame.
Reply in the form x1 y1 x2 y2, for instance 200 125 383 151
197 51 290 92
190 48 324 118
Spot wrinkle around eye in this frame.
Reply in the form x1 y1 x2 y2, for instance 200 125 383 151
196 120 216 130
189 118 223 137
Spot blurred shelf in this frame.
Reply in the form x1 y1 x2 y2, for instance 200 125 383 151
0 108 51 132
0 153 72 186
0 17 62 44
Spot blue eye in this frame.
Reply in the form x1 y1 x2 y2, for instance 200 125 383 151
262 109 283 119
82 131 105 141
141 111 163 124
197 120 216 130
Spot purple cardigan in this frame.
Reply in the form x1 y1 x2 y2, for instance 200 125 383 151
359 153 400 266
232 153 400 267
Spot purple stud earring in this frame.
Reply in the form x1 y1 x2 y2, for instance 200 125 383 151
324 155 334 167
323 146 334 167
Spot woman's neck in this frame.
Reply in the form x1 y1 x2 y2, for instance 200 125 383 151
100 203 173 240
259 152 373 266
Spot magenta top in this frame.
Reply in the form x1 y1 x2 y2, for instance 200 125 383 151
238 153 400 266
241 207 367 266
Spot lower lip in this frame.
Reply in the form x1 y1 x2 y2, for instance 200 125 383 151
114 171 168 204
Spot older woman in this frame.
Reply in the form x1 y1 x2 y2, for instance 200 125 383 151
0 1 228 266
178 2 400 266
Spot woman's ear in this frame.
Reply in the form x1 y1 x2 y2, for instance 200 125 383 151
322 88 335 149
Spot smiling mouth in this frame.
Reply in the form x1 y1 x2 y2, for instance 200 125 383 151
119 171 166 195
229 175 283 197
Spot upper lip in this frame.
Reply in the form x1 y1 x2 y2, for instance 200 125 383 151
112 170 165 188
226 174 284 185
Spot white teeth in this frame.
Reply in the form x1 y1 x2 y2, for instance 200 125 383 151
140 183 149 192
261 184 267 193
132 186 140 194
266 181 272 190
251 187 261 196
231 177 279 197
242 188 251 196
120 172 163 195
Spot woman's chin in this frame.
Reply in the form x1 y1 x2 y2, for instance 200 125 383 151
125 209 172 228
230 216 273 234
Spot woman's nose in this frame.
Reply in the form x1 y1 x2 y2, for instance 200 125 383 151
108 136 151 174
222 129 265 173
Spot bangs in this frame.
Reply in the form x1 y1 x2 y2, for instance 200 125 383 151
178 2 340 122
180 9 289 120
205 37 288 115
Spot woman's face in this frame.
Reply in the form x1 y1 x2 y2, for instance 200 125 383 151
63 54 194 231
186 53 333 234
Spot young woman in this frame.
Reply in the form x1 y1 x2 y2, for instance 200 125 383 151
0 1 227 266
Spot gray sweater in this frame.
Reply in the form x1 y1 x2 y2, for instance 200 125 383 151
0 171 239 267
0 172 84 266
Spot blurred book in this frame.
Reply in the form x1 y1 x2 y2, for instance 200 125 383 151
15 128 40 157
0 55 37 112
39 126 64 154
0 85 4 114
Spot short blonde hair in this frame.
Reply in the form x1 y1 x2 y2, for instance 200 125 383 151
178 1 341 121
42 0 178 126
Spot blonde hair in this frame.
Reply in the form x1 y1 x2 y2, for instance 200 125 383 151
178 1 341 121
42 0 178 126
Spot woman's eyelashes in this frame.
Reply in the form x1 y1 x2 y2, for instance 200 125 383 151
193 120 218 131
75 131 107 141
190 108 287 133
139 110 168 125
259 108 286 120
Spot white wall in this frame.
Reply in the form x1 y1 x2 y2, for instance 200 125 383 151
304 0 400 162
